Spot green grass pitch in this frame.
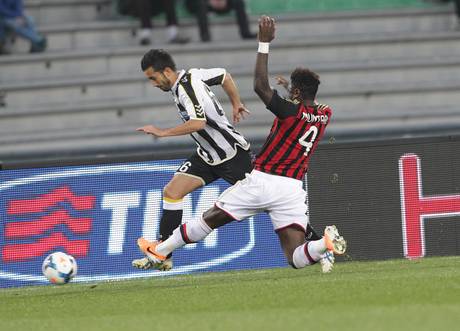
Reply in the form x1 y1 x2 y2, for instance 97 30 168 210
1 256 459 331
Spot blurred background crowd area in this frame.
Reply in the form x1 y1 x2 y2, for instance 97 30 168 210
0 0 459 168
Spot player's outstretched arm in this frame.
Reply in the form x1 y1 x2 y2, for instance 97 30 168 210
222 72 250 123
136 119 205 138
254 15 276 106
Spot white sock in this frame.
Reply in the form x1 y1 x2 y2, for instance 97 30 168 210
292 238 327 269
156 227 185 257
162 198 183 211
167 25 178 40
308 238 327 260
182 216 212 242
156 216 212 257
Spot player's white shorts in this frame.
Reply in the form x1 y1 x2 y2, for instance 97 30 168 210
215 170 309 232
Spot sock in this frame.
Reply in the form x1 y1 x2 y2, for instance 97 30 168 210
308 238 327 260
159 198 183 258
159 198 183 241
156 216 212 257
167 25 178 40
180 216 212 243
292 238 327 269
156 227 186 257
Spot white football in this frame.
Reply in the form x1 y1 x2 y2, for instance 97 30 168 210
42 252 78 285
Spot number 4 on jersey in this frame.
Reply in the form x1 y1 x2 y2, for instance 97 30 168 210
298 126 319 156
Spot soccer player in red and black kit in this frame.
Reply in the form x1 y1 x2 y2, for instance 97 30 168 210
137 15 347 272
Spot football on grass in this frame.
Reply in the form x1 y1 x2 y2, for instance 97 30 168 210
42 252 77 285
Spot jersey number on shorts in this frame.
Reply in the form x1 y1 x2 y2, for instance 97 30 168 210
178 161 192 173
298 126 319 156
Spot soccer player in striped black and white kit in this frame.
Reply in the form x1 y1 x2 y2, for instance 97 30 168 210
137 17 347 272
133 49 253 270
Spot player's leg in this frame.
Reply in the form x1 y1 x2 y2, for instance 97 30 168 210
133 155 216 270
304 223 335 272
137 170 263 263
277 225 346 270
159 155 216 243
275 225 327 269
137 205 234 263
275 223 335 273
160 174 203 240
267 173 346 271
303 200 335 271
215 150 326 267
132 173 203 270
276 226 308 267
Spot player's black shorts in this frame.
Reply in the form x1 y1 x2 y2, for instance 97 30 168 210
175 147 253 185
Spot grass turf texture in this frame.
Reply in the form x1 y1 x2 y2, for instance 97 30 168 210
1 256 459 331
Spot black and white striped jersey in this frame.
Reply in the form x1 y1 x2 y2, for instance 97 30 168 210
170 68 250 165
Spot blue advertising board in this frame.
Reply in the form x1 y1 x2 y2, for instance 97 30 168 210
0 160 286 288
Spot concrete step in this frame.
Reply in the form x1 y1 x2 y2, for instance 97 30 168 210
2 101 460 146
1 79 460 136
2 56 460 108
25 0 113 25
2 108 460 161
8 7 457 53
2 29 460 83
22 1 453 27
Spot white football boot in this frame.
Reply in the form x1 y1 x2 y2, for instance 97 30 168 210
132 257 173 271
319 251 335 273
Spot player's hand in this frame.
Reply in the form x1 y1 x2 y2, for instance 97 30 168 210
275 76 289 90
258 15 275 43
136 125 165 137
233 104 250 124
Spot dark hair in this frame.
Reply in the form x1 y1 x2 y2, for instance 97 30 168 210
290 67 320 100
141 49 176 72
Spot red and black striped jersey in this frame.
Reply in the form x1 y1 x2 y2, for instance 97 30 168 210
254 90 332 180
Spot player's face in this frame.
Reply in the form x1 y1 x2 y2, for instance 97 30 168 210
144 67 173 91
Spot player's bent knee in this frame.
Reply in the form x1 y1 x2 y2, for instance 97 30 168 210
163 185 185 201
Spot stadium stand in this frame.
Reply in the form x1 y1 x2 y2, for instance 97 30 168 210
0 0 459 165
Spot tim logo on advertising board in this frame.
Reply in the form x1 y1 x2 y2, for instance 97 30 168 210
0 161 284 288
399 154 460 259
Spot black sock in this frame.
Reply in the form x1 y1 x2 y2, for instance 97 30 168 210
306 223 321 241
159 209 183 258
